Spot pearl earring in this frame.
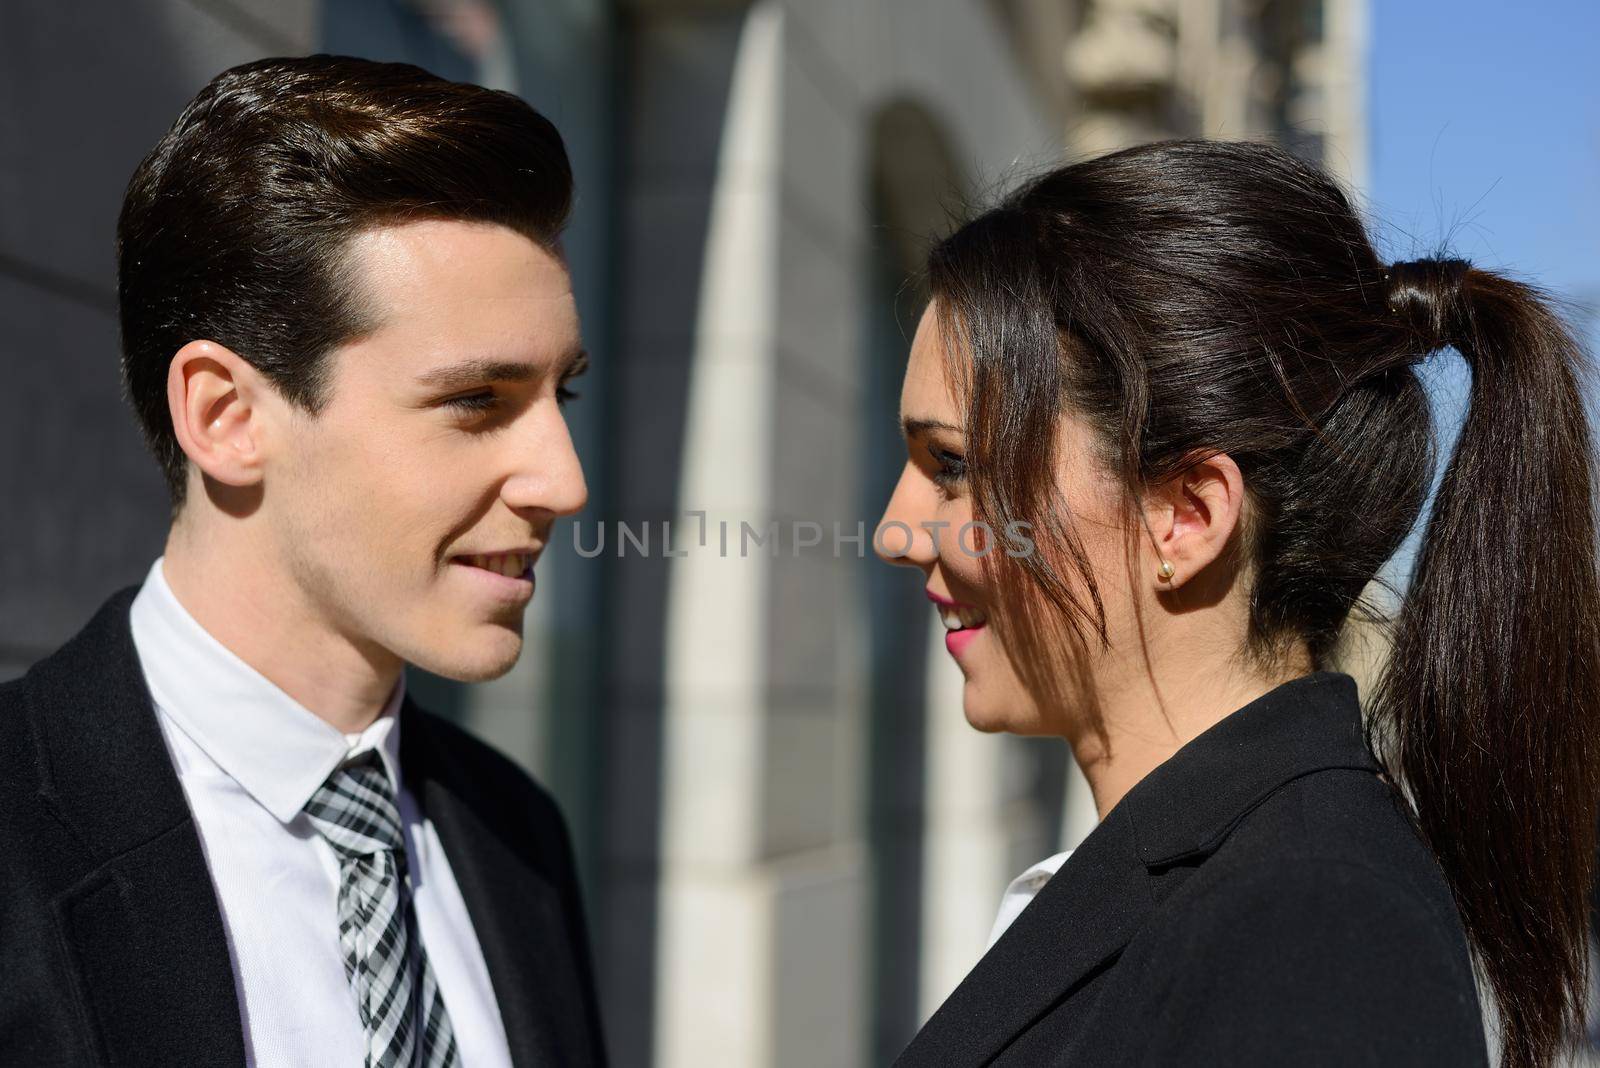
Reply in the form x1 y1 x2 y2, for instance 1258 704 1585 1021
1157 559 1175 581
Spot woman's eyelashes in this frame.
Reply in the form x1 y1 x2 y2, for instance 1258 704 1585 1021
929 446 968 493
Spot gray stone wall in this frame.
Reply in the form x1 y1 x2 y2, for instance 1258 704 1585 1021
0 0 317 678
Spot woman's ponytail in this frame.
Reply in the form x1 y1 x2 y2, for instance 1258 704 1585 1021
1369 258 1600 1068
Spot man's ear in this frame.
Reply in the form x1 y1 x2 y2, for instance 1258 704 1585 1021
1139 452 1246 589
166 340 269 490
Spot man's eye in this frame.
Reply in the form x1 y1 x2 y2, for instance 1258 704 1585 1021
442 391 499 413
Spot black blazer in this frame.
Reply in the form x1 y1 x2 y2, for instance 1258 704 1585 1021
0 586 608 1067
897 671 1488 1067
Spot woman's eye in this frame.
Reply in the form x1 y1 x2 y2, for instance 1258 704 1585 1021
930 447 967 488
556 383 581 408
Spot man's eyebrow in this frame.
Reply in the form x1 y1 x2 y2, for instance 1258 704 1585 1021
901 416 962 439
415 351 588 390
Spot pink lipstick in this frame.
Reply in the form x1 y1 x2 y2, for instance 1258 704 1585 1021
926 588 989 659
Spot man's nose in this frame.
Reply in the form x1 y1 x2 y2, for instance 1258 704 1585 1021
503 406 588 518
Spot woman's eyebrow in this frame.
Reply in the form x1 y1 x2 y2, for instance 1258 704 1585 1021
901 416 962 440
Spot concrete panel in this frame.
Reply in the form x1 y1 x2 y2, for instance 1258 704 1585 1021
620 189 723 346
0 0 289 299
610 341 696 516
623 11 746 184
653 842 871 1068
768 360 860 526
778 25 869 259
777 0 877 104
0 0 315 659
772 201 865 406
596 875 664 1068
764 553 855 704
599 702 674 866
664 349 777 513
208 0 318 51
660 700 767 869
759 699 847 856
654 868 773 1066
858 0 1058 184
621 0 754 19
0 273 167 655
769 844 871 1068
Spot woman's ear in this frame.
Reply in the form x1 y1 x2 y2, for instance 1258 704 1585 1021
1140 452 1246 589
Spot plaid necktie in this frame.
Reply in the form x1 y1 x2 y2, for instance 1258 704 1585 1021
303 750 461 1068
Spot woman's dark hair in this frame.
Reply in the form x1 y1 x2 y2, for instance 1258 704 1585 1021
927 138 1600 1068
117 54 574 512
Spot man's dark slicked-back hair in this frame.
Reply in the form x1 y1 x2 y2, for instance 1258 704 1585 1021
117 54 574 512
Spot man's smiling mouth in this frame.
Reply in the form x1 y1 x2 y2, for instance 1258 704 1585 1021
453 551 535 581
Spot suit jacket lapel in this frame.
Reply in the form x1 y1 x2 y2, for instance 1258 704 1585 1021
894 804 1154 1068
24 586 245 1065
400 698 573 1068
895 672 1379 1067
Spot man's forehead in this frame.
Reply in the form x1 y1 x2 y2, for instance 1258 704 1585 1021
340 223 576 351
345 219 573 305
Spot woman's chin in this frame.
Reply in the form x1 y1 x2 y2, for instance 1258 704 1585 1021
961 677 1050 735
961 689 1018 734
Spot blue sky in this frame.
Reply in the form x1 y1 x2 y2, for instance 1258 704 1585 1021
1368 1 1599 584
1368 0 1599 337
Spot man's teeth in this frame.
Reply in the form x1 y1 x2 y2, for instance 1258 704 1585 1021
464 553 529 578
937 605 988 631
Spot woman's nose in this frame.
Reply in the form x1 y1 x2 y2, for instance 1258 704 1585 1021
875 465 939 568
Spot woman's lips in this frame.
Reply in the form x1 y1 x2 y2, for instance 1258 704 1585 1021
927 589 988 659
945 626 982 658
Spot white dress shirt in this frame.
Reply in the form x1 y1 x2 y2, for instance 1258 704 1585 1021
986 850 1074 950
128 556 513 1068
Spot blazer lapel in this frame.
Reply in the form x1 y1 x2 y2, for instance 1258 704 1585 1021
24 586 245 1065
894 804 1155 1068
400 699 575 1068
895 672 1380 1068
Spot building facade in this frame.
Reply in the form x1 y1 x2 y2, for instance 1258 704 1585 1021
0 1 1364 1065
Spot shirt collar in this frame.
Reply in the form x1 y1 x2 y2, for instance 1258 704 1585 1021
987 849 1074 950
128 556 407 824
1121 670 1379 867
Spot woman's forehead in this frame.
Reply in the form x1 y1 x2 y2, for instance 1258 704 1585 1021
901 304 961 419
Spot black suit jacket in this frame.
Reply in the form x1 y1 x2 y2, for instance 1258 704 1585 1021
0 586 608 1067
897 671 1488 1067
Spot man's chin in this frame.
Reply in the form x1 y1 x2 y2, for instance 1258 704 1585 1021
411 627 526 683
